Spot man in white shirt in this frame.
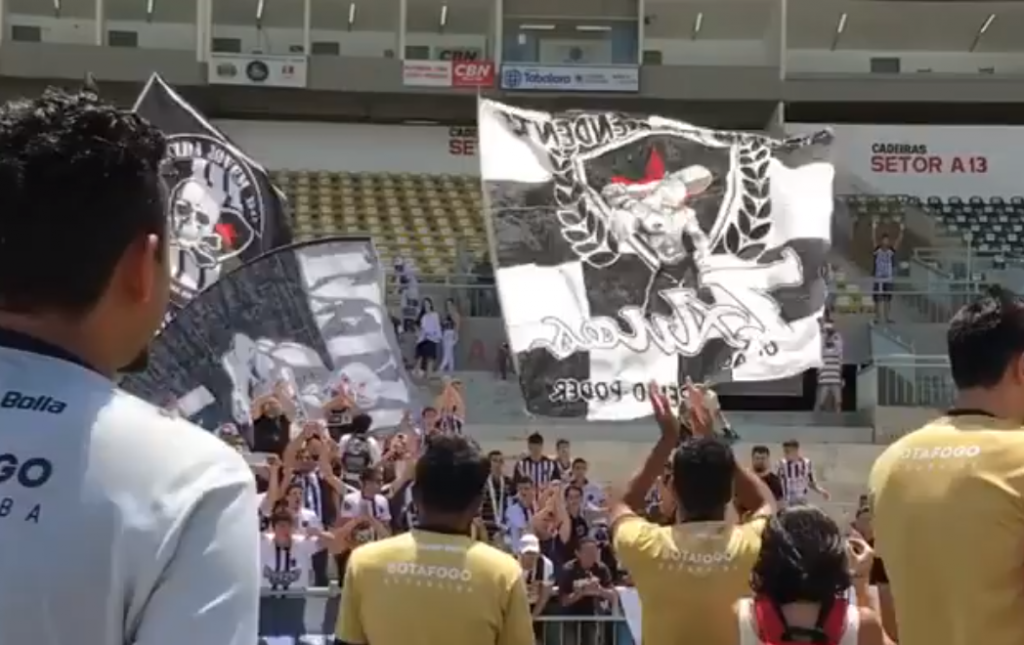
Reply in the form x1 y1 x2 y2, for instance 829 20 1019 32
518 534 555 617
505 478 538 551
0 89 260 645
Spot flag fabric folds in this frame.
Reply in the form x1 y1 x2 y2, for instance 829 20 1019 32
478 99 836 421
133 73 292 324
120 237 416 430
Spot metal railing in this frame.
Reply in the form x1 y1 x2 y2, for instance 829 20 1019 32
889 282 982 324
870 354 953 408
258 588 633 645
913 245 1024 277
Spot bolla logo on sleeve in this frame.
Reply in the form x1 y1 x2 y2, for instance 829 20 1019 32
164 135 264 302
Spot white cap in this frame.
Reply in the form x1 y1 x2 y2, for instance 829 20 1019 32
518 534 540 554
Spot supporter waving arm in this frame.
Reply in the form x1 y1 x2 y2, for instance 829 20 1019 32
553 483 574 543
263 455 285 510
317 433 345 496
848 536 898 645
608 382 681 525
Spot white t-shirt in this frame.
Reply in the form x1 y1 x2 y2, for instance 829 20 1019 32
258 533 321 591
418 311 443 343
0 332 260 645
504 501 535 551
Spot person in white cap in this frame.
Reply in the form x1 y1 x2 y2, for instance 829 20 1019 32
518 534 555 618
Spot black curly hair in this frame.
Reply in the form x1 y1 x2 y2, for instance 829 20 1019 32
750 505 851 604
415 434 489 514
948 285 1024 389
671 436 735 520
0 87 166 313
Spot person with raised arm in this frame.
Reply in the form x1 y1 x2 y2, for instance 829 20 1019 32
608 380 777 645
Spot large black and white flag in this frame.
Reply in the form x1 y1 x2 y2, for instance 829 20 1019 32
479 100 835 420
120 237 416 430
133 74 292 322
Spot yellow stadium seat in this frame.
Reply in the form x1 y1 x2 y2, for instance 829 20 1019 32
271 168 494 280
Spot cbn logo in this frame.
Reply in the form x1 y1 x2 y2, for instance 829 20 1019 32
1 391 67 414
503 68 523 89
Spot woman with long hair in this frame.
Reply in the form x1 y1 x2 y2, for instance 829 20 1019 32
737 506 894 645
414 297 442 378
438 297 460 373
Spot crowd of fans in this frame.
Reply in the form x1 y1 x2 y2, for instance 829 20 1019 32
11 87 1024 645
219 364 887 645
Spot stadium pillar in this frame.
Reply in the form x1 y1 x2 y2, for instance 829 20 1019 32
398 0 407 59
195 0 211 62
492 0 503 65
302 0 311 58
94 0 105 46
768 101 785 138
636 0 644 64
778 0 787 79
0 0 6 45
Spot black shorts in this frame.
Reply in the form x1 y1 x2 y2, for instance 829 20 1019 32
873 281 893 302
415 340 439 361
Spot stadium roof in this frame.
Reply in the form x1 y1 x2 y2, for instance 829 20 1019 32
26 0 1024 54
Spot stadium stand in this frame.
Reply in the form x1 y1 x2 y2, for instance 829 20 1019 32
272 169 488 278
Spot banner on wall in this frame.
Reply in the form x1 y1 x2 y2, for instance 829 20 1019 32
120 237 416 430
479 100 835 420
134 74 293 324
208 53 309 88
500 64 639 92
402 60 495 88
787 123 1010 198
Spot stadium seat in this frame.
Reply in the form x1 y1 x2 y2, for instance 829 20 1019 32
841 193 1024 272
272 169 487 279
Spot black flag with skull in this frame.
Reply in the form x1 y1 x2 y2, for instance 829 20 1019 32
133 73 292 322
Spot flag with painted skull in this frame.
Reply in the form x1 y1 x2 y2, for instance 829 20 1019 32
479 100 835 421
133 73 291 322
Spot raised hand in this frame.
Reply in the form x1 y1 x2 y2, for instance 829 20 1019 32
846 534 875 580
682 378 714 438
649 381 680 444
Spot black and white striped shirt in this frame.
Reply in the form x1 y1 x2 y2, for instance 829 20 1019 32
819 336 843 385
259 534 317 591
776 457 816 503
514 456 562 487
299 472 324 523
873 247 895 280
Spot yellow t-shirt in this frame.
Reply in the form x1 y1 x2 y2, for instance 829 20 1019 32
869 413 1024 645
612 514 766 645
336 528 534 645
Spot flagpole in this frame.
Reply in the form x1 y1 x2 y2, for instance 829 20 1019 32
474 86 521 382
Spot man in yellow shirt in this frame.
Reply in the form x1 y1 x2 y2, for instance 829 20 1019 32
335 435 534 645
869 286 1024 645
610 385 776 645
